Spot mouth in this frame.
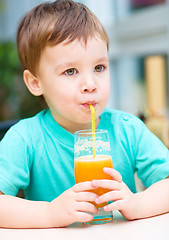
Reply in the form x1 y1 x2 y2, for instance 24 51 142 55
81 102 97 109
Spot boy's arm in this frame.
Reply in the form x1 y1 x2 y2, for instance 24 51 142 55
0 191 53 228
0 181 98 228
133 177 169 219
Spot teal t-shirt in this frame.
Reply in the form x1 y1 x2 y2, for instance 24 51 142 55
0 108 169 201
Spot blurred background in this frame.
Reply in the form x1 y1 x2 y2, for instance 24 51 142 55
0 0 169 145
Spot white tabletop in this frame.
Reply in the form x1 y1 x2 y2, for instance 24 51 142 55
1 211 169 240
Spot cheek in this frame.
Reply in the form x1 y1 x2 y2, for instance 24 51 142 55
101 80 110 100
53 88 76 108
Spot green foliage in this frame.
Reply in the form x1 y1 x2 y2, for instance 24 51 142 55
0 42 22 87
0 42 42 121
0 0 5 12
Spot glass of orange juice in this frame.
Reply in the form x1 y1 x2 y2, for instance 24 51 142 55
74 129 113 224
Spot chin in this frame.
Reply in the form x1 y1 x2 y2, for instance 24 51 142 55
75 119 91 127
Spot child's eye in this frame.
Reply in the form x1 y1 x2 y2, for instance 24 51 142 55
64 68 77 76
94 65 105 72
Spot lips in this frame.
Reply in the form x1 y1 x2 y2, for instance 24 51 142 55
81 102 96 109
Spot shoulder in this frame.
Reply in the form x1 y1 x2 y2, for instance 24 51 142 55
100 108 147 140
101 108 144 127
3 110 47 144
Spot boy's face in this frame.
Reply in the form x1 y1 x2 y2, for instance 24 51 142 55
37 37 110 133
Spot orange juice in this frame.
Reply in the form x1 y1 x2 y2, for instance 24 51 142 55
74 155 113 208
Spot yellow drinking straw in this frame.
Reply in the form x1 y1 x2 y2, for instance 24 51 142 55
89 104 96 158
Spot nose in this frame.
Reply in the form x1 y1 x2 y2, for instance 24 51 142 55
80 75 97 93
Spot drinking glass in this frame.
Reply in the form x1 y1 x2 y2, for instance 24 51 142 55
74 129 113 224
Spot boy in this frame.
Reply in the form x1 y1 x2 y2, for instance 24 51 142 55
0 0 169 228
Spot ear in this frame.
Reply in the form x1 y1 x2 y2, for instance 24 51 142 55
23 70 43 96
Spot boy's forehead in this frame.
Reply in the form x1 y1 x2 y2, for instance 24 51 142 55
39 37 108 69
45 36 108 53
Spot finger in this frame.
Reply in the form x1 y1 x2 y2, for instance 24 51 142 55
76 191 98 203
73 181 98 192
74 211 94 223
76 201 98 214
103 168 122 182
104 199 125 211
95 190 122 204
92 179 121 190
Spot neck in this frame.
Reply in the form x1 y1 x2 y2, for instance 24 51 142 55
49 109 101 134
62 117 100 134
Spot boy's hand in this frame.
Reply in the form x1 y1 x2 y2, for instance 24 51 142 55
92 168 139 220
49 181 98 227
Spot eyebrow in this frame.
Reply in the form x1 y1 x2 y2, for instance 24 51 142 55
55 62 78 71
55 56 109 71
95 57 109 63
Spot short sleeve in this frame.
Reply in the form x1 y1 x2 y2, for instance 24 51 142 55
0 127 32 195
135 118 169 187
